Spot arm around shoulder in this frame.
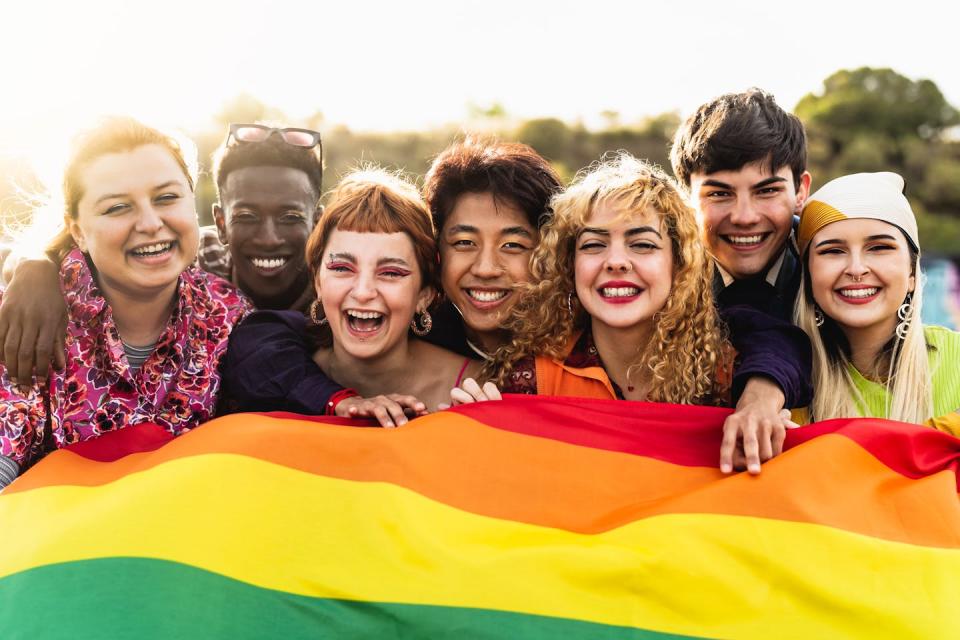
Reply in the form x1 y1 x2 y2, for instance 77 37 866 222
219 310 344 415
722 304 812 408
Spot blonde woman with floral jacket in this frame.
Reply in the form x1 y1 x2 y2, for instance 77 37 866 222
0 118 250 490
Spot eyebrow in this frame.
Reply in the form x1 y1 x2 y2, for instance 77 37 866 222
446 223 533 239
326 252 410 267
501 226 534 239
578 225 662 238
446 224 478 235
376 257 411 267
231 200 306 210
814 233 899 248
700 176 787 190
751 176 787 189
93 181 183 206
626 226 663 239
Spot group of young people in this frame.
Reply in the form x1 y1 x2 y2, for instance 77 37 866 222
0 88 957 491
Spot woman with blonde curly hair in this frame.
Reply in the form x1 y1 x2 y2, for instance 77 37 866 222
485 153 731 405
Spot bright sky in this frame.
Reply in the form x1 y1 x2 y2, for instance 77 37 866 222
2 0 959 165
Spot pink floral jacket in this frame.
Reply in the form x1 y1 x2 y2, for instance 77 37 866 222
0 249 251 468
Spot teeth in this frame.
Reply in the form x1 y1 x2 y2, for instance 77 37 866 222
727 234 764 245
467 290 508 302
839 287 879 298
347 310 384 320
251 257 288 269
601 287 640 297
132 242 173 256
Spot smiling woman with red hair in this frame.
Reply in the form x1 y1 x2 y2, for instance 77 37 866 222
221 167 481 426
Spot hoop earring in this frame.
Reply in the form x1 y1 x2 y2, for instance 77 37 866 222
411 310 432 336
896 292 914 341
814 305 825 327
309 299 327 326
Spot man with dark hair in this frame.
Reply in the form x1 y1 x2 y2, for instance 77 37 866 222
671 89 814 472
422 137 564 356
671 88 811 319
207 123 324 311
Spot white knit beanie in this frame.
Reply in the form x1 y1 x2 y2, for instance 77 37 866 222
798 172 919 255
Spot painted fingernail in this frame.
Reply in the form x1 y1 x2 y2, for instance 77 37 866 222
720 463 732 473
749 463 761 474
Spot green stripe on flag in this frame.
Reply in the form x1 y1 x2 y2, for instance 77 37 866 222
0 557 705 640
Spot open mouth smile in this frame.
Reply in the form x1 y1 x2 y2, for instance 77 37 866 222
598 282 642 304
464 288 510 308
836 286 881 304
129 241 177 262
344 309 385 336
249 256 291 274
721 233 771 250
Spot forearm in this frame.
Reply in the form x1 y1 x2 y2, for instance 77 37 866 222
736 377 786 412
219 310 345 415
723 305 813 407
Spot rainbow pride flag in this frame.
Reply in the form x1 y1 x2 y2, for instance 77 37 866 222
2 396 959 639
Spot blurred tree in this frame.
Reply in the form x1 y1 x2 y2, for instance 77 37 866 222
467 102 507 120
515 118 572 162
600 110 621 130
796 67 958 148
214 93 289 128
796 67 960 255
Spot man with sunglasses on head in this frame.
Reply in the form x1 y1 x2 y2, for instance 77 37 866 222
207 123 323 312
0 122 324 385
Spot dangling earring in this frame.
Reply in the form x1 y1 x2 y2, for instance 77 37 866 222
896 292 914 341
814 305 825 327
411 309 432 336
567 292 576 316
309 299 327 326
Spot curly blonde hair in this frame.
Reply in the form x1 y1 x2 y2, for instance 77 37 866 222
485 153 731 405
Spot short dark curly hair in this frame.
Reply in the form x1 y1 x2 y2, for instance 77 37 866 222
212 126 323 201
670 88 807 190
422 137 563 232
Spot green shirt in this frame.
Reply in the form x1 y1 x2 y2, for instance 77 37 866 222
848 325 960 420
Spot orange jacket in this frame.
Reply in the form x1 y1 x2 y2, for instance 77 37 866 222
532 331 734 404
533 334 617 399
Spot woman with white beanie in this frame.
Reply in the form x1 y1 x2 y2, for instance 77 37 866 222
794 172 960 432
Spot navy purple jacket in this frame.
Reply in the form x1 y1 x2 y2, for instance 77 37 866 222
219 301 812 414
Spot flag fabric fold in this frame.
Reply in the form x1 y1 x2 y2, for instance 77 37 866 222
2 395 959 639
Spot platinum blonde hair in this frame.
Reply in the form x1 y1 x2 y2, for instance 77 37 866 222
795 249 932 424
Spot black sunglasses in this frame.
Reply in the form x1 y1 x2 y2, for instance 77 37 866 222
227 123 322 152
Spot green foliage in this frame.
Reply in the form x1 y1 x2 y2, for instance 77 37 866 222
798 67 960 256
915 206 960 255
796 67 959 144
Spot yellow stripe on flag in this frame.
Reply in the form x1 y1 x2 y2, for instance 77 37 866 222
2 453 959 639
